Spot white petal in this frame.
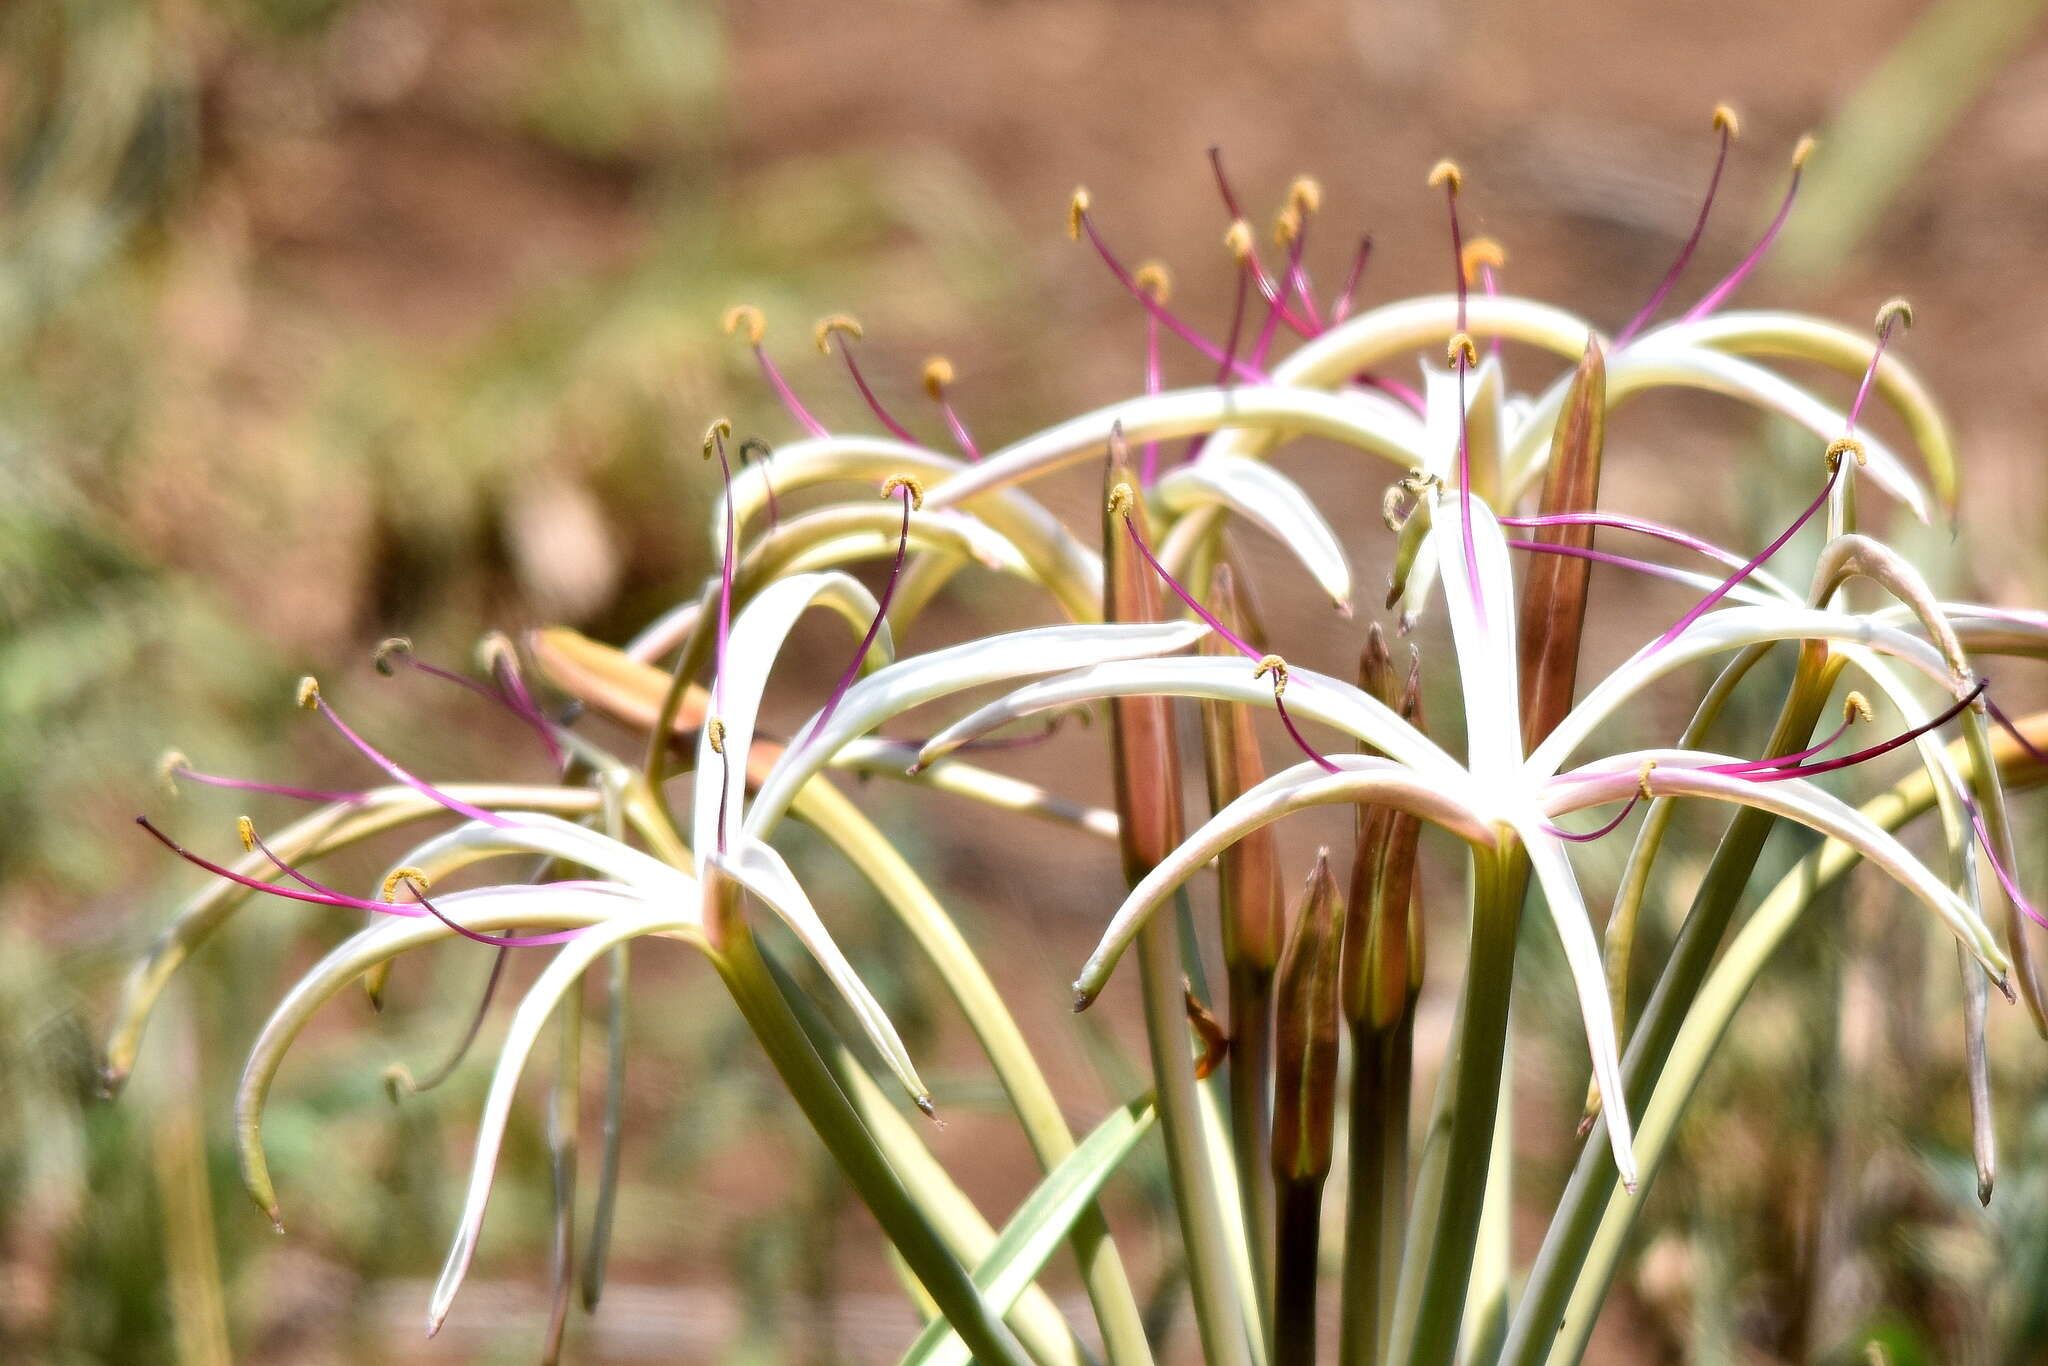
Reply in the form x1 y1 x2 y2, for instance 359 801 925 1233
1153 455 1353 609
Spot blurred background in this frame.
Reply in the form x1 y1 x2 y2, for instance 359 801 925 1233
8 0 2048 1362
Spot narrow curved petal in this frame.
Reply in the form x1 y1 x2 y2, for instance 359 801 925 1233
1153 455 1353 609
745 621 1209 840
1430 491 1524 784
1073 756 1497 1004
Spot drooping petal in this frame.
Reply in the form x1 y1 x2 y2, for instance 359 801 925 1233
1153 455 1354 610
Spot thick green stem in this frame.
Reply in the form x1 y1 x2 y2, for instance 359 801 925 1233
1273 1177 1326 1366
1339 1023 1405 1366
1230 967 1277 1318
1138 913 1254 1366
1400 844 1524 1366
718 924 1035 1366
1501 656 1834 1366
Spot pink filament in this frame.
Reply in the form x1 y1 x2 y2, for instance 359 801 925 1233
1615 120 1734 345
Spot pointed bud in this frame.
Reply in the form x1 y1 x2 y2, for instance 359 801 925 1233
1343 653 1427 1029
1272 852 1343 1184
1103 424 1185 882
1200 563 1284 975
1517 335 1607 751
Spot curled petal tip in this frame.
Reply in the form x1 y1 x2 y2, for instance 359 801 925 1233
915 1094 937 1119
1979 1174 1995 1206
1071 985 1097 1012
1622 1177 1639 1196
1333 596 1354 619
721 304 766 345
813 313 862 355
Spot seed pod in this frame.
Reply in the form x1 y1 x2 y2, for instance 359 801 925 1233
1272 852 1344 1184
1200 562 1284 976
1102 426 1184 882
1517 335 1607 751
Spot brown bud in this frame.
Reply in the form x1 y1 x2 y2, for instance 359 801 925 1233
1272 852 1344 1183
1343 656 1426 1028
1201 563 1284 974
1517 335 1606 751
1103 424 1185 881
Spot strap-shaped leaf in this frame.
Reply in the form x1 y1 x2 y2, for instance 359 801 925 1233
898 1095 1157 1366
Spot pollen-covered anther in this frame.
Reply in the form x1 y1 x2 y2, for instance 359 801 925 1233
1273 205 1301 247
1446 331 1479 370
1253 653 1290 695
721 304 766 346
236 815 256 852
372 636 413 675
1106 481 1138 520
1791 134 1817 169
702 416 732 459
1825 436 1868 472
1067 188 1091 241
707 717 726 754
381 866 430 903
1637 760 1659 801
921 356 955 398
1875 297 1914 336
1843 690 1874 725
1427 158 1463 194
1133 260 1172 303
1224 218 1255 261
1287 175 1323 216
1460 238 1506 285
813 313 863 356
157 749 190 794
880 474 925 511
296 676 321 710
1711 103 1740 139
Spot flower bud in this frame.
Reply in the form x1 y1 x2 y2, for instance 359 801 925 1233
1272 852 1343 1184
1200 563 1283 976
1517 334 1607 751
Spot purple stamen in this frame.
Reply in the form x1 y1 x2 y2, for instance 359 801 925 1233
1249 222 1310 368
1649 464 1839 652
1274 689 1341 774
1614 113 1735 346
821 320 918 444
1205 149 1317 338
1707 708 1861 774
166 764 365 806
1435 163 1486 632
753 344 828 439
1072 195 1268 383
1988 696 2048 769
924 361 984 463
1972 806 2048 931
706 424 739 719
1846 301 1910 432
739 436 780 528
803 479 917 745
381 641 566 770
1355 371 1427 414
1501 510 1751 576
1505 539 1736 592
1545 788 1645 842
306 689 512 829
1330 234 1373 323
1680 136 1812 322
1730 679 1986 783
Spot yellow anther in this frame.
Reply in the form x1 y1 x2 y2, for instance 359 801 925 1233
721 304 765 346
1637 760 1658 801
1107 481 1137 519
1843 691 1874 725
1711 103 1740 139
702 417 732 459
1791 135 1816 170
1825 436 1868 472
1134 261 1172 304
296 676 321 710
372 636 412 675
1273 205 1301 247
382 867 430 902
708 717 726 754
1253 654 1290 695
1224 218 1255 261
1446 331 1479 370
813 313 863 356
881 474 925 510
1427 159 1463 194
1068 187 1091 241
1875 297 1913 336
1460 237 1506 286
236 816 256 852
922 356 955 398
157 749 190 794
1287 175 1323 216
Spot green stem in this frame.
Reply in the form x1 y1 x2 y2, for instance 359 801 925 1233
1138 912 1254 1366
1273 1177 1326 1366
718 923 1035 1366
1500 657 1833 1366
1339 1025 1391 1366
1230 966 1277 1319
1400 843 1523 1366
